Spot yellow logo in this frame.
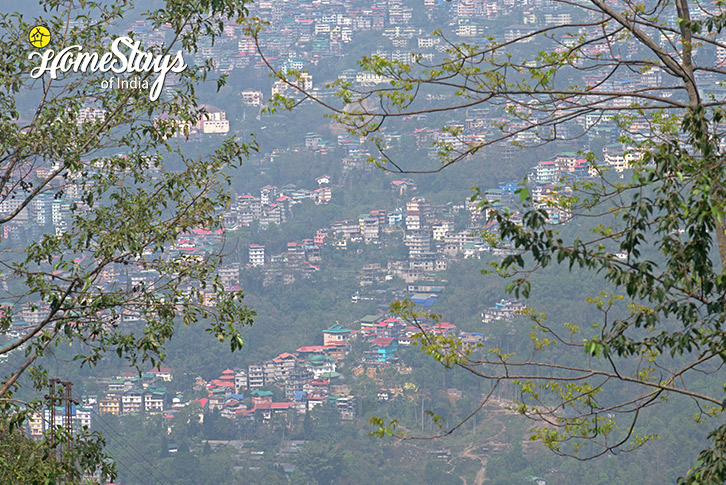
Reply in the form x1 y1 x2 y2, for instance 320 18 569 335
29 25 50 49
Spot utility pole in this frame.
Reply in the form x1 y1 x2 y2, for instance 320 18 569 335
59 380 77 436
421 397 425 432
45 378 58 435
45 379 78 435
47 379 79 482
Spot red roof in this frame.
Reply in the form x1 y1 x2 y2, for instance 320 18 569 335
255 401 294 410
208 379 233 388
372 337 395 347
297 345 325 353
273 352 298 362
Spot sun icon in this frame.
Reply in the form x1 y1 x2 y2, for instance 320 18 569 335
29 25 51 49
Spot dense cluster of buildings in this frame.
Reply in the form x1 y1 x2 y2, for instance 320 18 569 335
24 307 484 437
182 307 486 424
227 177 332 231
481 299 526 324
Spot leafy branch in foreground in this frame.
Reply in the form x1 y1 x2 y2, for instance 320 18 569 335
0 0 256 481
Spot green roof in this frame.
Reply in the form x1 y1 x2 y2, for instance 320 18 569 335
0 339 18 350
308 354 333 363
250 390 273 397
324 324 352 334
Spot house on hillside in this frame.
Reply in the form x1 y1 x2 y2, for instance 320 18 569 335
305 354 336 378
255 401 295 422
367 337 398 363
323 323 353 346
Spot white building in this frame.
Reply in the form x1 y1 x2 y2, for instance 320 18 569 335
196 105 229 134
241 90 263 106
122 390 143 414
432 221 451 241
249 244 265 266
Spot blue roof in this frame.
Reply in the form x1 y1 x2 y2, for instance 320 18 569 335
294 391 307 401
411 297 437 307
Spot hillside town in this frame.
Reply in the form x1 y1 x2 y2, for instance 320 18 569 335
4 0 725 482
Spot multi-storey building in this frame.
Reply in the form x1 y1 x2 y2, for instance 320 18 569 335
234 370 248 393
121 390 143 415
359 215 380 242
323 324 353 346
241 89 263 106
432 221 451 241
404 231 432 259
99 394 122 416
249 244 265 267
248 363 265 388
144 388 166 413
196 105 229 134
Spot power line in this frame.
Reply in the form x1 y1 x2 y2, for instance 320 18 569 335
89 407 174 485
90 408 175 485
73 390 175 485
96 437 150 485
42 380 139 484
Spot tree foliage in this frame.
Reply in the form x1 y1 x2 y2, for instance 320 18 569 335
0 0 256 480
